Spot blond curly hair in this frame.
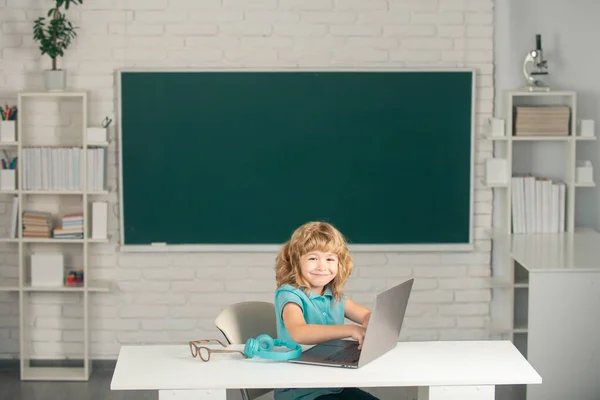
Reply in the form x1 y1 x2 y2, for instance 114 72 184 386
275 221 353 302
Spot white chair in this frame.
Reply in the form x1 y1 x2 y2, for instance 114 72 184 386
215 301 277 400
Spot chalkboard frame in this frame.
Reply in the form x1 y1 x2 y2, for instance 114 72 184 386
117 68 476 253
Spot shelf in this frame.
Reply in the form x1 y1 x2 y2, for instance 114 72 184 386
487 277 529 289
0 238 109 244
490 90 598 396
484 181 509 188
22 238 109 244
0 278 19 291
512 135 571 141
488 321 528 334
514 320 528 332
10 141 111 148
483 135 595 142
574 181 596 187
23 238 85 243
21 190 109 195
87 141 109 147
484 135 509 141
23 280 111 292
508 90 576 97
15 90 104 382
21 365 88 381
20 91 87 98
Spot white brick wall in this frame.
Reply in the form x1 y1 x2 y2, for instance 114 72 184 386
0 0 494 360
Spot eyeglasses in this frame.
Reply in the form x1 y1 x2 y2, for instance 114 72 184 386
188 339 248 362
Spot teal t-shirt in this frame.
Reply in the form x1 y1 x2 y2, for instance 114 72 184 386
274 284 346 400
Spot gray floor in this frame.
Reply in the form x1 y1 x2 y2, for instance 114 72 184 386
0 366 523 400
0 368 155 400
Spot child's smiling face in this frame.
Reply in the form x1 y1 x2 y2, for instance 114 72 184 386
299 250 339 295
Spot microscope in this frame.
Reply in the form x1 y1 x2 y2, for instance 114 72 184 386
523 34 550 91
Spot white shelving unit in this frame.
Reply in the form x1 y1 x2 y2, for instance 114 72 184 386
0 91 110 381
486 90 598 400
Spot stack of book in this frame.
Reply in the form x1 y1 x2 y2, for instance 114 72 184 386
513 106 571 136
511 174 566 234
53 212 84 239
21 147 106 191
23 211 52 238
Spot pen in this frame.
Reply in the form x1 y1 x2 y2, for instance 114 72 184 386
102 116 113 128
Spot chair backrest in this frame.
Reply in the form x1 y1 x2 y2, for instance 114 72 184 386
215 301 277 344
215 301 278 400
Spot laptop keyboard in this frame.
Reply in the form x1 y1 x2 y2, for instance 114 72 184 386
324 343 361 363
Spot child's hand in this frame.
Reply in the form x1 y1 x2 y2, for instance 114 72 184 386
349 325 367 349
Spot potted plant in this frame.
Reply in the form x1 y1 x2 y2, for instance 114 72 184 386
33 0 83 91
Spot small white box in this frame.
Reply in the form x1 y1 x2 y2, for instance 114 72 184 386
576 161 594 183
0 121 16 142
0 169 16 190
489 118 505 137
579 120 595 137
485 158 508 185
92 201 108 239
31 252 64 287
87 127 107 143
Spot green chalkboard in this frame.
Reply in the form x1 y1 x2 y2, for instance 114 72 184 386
119 70 474 246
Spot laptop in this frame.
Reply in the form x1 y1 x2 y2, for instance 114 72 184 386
288 278 414 369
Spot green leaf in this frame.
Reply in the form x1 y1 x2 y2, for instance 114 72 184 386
65 0 83 8
34 0 82 65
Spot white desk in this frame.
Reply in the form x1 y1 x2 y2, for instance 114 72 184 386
111 340 541 400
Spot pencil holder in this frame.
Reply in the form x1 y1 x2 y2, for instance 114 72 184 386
488 118 505 137
485 158 508 185
0 169 16 190
0 121 16 142
31 252 64 287
87 127 107 143
578 120 595 137
576 161 594 183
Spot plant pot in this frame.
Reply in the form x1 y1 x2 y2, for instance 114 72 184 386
44 69 66 91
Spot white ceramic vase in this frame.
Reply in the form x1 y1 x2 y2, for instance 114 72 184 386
44 69 66 91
